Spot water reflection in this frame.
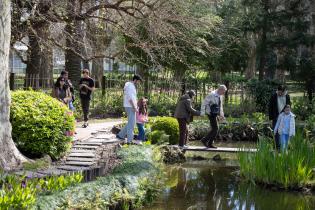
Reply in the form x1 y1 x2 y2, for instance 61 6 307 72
145 163 315 210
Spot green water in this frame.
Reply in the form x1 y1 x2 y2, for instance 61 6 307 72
145 161 315 210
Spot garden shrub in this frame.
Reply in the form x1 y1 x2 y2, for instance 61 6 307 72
151 117 179 145
246 79 280 112
291 97 314 120
10 90 75 159
148 130 169 144
148 94 178 116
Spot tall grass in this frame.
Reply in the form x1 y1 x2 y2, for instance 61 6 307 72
239 132 315 189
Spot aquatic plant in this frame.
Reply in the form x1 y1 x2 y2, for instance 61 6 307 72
239 132 315 189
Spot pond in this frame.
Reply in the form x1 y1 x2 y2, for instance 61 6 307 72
144 160 315 210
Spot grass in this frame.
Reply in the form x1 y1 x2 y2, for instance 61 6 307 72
238 132 315 189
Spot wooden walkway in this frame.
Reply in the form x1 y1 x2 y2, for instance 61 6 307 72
183 146 257 153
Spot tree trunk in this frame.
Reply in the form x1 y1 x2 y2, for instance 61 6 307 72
25 31 41 88
245 33 257 79
92 58 104 88
0 0 27 170
65 0 82 88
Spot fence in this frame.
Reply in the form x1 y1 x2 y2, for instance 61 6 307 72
9 73 259 116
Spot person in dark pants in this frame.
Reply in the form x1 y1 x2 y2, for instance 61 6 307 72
174 90 200 148
268 85 291 150
79 69 95 128
200 85 227 148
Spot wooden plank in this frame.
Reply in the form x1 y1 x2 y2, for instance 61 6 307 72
183 146 257 153
67 157 96 162
65 161 95 166
68 153 95 157
57 165 89 171
72 145 99 149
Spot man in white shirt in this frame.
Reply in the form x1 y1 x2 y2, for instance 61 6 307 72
116 75 142 143
200 85 227 148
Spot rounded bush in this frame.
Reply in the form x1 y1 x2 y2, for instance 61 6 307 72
10 90 75 159
148 130 169 144
151 117 179 145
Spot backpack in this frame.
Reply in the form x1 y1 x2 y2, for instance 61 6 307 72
209 103 220 117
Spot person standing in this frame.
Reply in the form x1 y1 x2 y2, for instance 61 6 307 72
136 97 149 144
174 90 200 148
53 77 72 106
79 69 95 128
273 105 295 151
200 85 227 148
269 85 291 150
116 75 142 143
60 70 75 111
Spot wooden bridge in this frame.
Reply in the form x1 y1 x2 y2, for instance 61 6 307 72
183 146 257 153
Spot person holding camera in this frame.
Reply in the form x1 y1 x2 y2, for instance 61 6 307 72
200 85 227 148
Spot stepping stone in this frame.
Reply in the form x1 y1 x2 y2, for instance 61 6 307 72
37 168 69 176
66 157 96 162
57 165 89 171
70 149 97 153
75 142 102 146
65 161 95 166
102 139 121 144
72 145 99 149
14 171 46 178
68 153 95 158
95 134 114 139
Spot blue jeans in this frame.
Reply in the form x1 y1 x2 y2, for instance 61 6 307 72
137 123 145 141
118 107 136 142
280 134 290 151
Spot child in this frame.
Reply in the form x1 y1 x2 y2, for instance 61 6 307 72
274 104 296 151
136 97 149 145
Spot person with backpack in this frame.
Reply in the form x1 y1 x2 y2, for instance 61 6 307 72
200 85 227 148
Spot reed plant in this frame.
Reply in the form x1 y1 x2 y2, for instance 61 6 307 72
239 132 315 189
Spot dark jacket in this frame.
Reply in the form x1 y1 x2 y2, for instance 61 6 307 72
268 92 291 120
174 94 200 123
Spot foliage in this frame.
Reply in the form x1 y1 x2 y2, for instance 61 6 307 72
0 171 83 210
291 97 315 120
91 91 124 117
151 117 179 145
35 146 163 210
246 79 280 112
10 90 75 159
189 113 272 142
148 130 169 145
148 94 178 116
305 115 315 140
239 133 315 189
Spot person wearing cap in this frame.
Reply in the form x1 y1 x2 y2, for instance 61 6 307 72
116 74 142 143
200 85 227 148
174 90 201 148
269 85 291 150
